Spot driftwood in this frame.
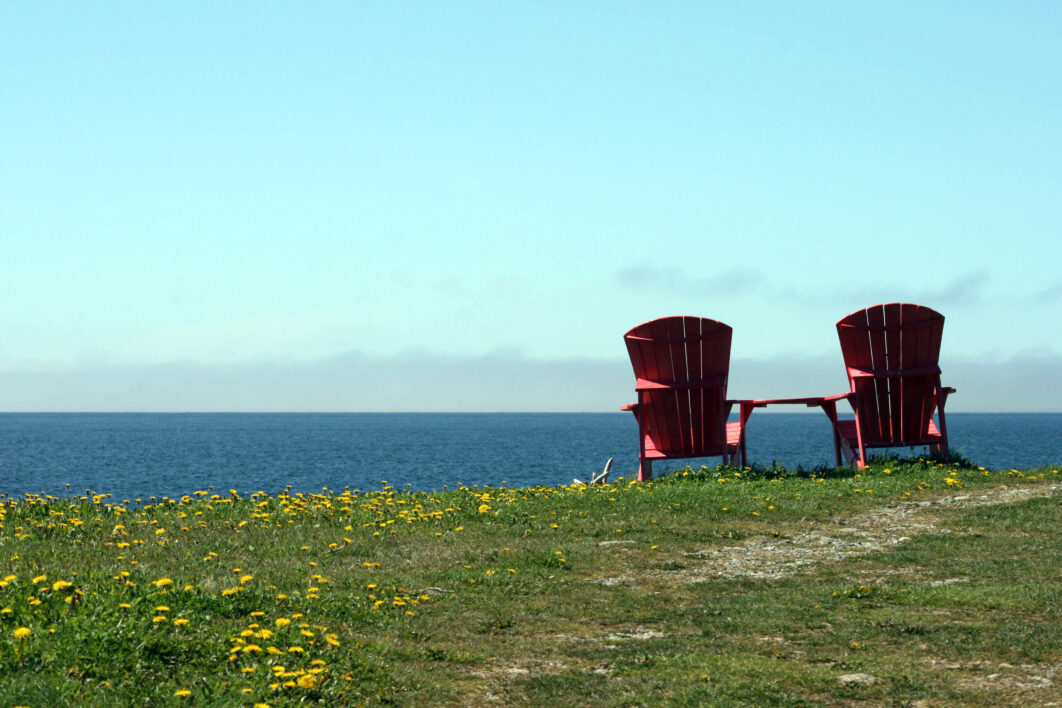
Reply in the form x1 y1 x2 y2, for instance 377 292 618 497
573 457 612 486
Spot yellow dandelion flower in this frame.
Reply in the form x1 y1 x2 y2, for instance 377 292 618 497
31 575 47 585
153 616 168 624
173 618 190 626
13 627 33 639
152 578 173 588
297 674 315 688
155 605 170 612
275 617 291 627
174 689 191 696
239 575 254 584
52 580 72 591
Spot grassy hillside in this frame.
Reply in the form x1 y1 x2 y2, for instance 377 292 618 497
1 458 1059 706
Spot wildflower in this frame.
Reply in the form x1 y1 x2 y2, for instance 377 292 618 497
31 575 46 585
173 618 190 626
13 627 32 639
275 617 292 627
153 616 168 624
297 674 315 688
152 578 174 588
155 605 170 612
174 689 191 696
239 575 254 584
52 580 72 591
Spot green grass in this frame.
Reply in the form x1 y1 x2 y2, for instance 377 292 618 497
1 457 1059 706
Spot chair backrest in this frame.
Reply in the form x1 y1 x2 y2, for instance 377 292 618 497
624 316 732 455
836 303 945 444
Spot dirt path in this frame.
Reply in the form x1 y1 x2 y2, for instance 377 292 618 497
670 481 1062 583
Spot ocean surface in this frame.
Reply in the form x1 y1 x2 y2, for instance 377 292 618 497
0 413 1059 501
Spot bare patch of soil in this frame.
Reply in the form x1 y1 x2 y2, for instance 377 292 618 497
650 482 1062 584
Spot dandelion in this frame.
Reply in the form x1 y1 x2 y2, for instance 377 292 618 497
152 578 174 588
275 617 292 627
174 689 191 697
173 618 190 626
31 575 46 585
297 674 315 688
153 616 168 624
52 580 72 591
13 627 32 639
239 575 254 584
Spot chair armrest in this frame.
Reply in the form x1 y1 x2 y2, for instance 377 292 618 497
621 403 638 412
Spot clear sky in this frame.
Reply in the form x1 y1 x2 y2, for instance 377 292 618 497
2 2 1060 411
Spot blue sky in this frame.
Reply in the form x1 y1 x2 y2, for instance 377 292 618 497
1 2 1060 411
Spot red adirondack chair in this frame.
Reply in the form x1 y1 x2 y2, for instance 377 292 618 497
825 303 956 469
622 316 747 480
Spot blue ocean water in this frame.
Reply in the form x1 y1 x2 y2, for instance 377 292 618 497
0 413 1059 501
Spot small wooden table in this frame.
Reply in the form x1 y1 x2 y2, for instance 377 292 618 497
733 395 851 468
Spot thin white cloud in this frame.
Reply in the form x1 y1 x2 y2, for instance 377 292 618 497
614 266 767 296
617 265 992 309
1 350 1059 412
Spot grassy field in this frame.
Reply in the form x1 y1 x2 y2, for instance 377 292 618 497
1 457 1059 706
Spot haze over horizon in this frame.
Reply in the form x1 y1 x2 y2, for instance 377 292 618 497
2 3 1060 412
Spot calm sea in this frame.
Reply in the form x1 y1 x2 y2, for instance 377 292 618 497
0 413 1059 501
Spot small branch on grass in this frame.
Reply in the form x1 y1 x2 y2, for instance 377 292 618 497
574 458 613 487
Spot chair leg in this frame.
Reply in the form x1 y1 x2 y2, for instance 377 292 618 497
638 459 653 482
